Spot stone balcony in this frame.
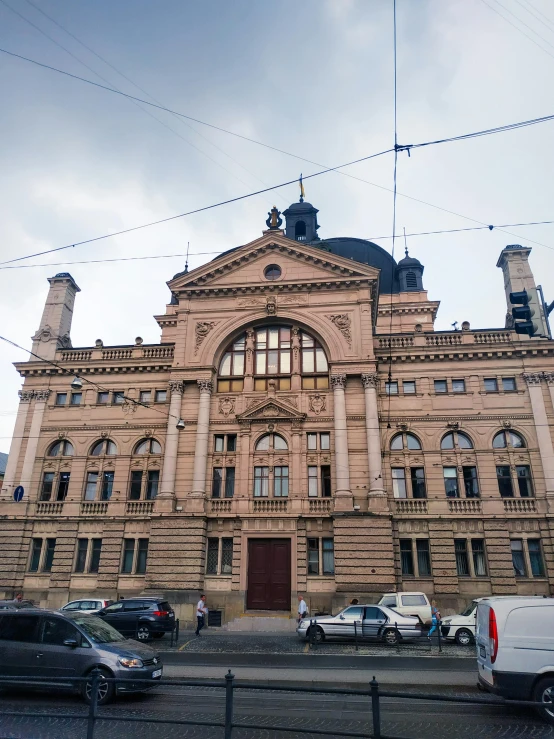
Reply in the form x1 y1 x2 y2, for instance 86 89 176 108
376 329 515 353
56 344 174 363
393 496 544 515
207 498 334 516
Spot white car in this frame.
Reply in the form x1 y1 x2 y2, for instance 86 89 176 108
60 598 112 614
377 592 432 625
440 599 482 645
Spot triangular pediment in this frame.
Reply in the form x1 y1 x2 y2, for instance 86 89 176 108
236 396 306 423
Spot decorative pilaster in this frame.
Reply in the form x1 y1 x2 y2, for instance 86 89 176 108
19 389 51 500
158 380 185 511
244 328 255 392
523 373 554 497
330 374 352 510
1 390 34 497
544 373 554 421
361 373 387 510
190 380 213 506
291 326 301 390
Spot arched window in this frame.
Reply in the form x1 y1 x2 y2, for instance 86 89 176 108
406 271 417 289
301 332 329 389
218 336 246 393
47 440 74 457
90 439 117 456
493 430 526 449
295 220 307 240
254 326 291 390
441 431 473 450
134 438 162 455
255 433 288 451
390 432 422 451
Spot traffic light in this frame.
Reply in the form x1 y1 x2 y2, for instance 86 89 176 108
509 290 538 336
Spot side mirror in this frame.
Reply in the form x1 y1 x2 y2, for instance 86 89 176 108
63 639 79 648
339 614 345 620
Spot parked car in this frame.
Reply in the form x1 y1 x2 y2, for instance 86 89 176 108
0 608 162 705
0 599 36 610
297 604 422 644
377 592 432 624
441 599 483 645
476 596 554 724
96 598 175 641
60 599 113 614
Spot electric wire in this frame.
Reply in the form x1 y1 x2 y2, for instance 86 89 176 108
513 0 554 32
479 0 554 61
520 0 554 28
488 0 554 52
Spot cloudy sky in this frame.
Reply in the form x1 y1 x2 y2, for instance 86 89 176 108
1 0 553 452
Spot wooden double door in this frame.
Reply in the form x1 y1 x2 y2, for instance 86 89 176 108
246 539 291 611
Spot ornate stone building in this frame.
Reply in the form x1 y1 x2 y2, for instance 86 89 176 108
1 199 554 623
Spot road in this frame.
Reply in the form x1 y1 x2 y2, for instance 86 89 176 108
0 681 552 738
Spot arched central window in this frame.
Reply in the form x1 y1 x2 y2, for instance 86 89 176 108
254 326 291 390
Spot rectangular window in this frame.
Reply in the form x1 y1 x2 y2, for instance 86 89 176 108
484 378 498 392
502 377 516 392
139 390 151 403
400 539 414 576
443 467 459 498
101 471 114 501
385 381 398 395
307 433 317 450
71 393 82 406
434 380 447 393
212 468 223 498
321 466 331 498
511 539 526 577
308 466 318 497
254 466 269 497
322 538 335 575
497 466 514 498
89 539 102 573
146 470 159 500
206 539 219 575
274 466 289 497
29 538 43 572
516 466 533 497
307 538 319 575
97 392 109 404
214 435 225 453
472 539 487 577
40 472 55 501
455 539 470 576
129 471 143 500
411 468 426 499
227 434 237 452
155 390 167 403
43 538 56 572
224 467 235 498
121 540 135 574
392 468 407 499
75 539 88 573
113 392 125 404
55 393 67 406
416 540 431 576
463 467 479 498
403 381 416 394
57 472 70 501
221 538 233 574
84 472 98 501
452 379 466 393
136 539 148 574
320 433 330 450
528 539 544 577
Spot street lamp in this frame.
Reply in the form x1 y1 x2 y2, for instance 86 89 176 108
176 418 185 430
70 376 83 390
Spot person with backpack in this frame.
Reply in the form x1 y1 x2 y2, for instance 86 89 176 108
428 600 441 640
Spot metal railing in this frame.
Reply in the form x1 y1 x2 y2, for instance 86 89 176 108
307 618 443 652
0 670 551 739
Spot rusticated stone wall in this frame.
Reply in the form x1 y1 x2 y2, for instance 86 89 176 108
145 516 207 591
333 513 395 593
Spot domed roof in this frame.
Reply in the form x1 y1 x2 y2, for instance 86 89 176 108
284 200 317 212
318 237 400 294
397 253 422 268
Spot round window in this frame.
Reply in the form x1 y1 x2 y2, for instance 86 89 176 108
264 264 282 281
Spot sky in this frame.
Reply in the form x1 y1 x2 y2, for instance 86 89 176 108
1 0 554 452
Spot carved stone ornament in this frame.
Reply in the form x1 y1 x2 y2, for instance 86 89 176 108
396 423 409 431
502 420 512 428
238 298 265 308
32 325 52 343
266 298 277 316
100 431 109 438
446 421 460 430
361 373 379 389
57 431 66 439
18 390 35 403
194 321 218 355
122 401 137 415
543 372 554 385
197 379 214 394
309 394 326 415
144 429 153 437
330 374 347 390
218 396 236 417
523 372 542 386
327 314 352 347
168 380 185 395
281 395 298 408
34 389 51 402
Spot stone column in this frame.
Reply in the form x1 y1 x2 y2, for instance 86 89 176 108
523 373 554 496
244 329 254 392
20 389 50 499
158 380 185 511
330 374 353 510
361 374 387 508
1 390 34 497
291 326 301 390
191 379 213 499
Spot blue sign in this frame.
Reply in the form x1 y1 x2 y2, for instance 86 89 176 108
13 486 24 503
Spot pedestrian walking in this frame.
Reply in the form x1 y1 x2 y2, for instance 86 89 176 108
350 598 359 605
428 600 441 640
297 594 308 623
15 593 23 602
195 594 208 637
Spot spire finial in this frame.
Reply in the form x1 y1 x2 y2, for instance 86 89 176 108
403 226 408 257
299 173 305 203
184 241 190 273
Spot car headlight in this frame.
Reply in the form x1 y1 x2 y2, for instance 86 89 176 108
442 619 451 625
119 657 144 668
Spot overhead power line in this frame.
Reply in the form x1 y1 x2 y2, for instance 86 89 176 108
479 0 554 61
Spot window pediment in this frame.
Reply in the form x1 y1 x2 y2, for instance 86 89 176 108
236 398 306 423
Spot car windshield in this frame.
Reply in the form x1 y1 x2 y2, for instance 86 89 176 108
460 602 477 617
70 615 124 643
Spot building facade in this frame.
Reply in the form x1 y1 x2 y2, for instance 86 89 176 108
1 200 554 624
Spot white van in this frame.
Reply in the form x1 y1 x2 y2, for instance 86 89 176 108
378 592 432 624
476 596 554 724
440 599 483 645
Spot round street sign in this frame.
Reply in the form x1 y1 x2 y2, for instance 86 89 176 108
13 486 24 502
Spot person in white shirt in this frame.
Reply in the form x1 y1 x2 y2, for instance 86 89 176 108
297 594 308 623
195 594 208 636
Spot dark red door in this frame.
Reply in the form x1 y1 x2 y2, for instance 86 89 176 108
247 539 291 610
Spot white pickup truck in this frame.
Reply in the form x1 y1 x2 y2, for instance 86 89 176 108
378 592 432 625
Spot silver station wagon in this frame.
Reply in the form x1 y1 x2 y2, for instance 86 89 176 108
297 604 422 644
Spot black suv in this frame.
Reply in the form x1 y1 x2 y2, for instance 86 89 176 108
96 598 175 641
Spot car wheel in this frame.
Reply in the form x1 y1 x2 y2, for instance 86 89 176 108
455 628 474 646
83 668 114 706
382 627 400 645
534 677 554 725
308 626 325 643
136 624 151 641
152 633 164 639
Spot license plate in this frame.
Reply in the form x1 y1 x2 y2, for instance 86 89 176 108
480 646 486 658
151 669 162 679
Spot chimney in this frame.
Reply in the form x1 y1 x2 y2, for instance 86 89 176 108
31 272 80 360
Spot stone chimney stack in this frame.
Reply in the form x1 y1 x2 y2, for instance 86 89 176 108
496 244 548 336
31 272 80 360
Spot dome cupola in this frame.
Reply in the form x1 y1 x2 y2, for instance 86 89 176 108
396 248 424 291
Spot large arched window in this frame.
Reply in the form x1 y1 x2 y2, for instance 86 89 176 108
493 430 526 449
255 433 288 451
90 439 117 456
441 431 473 450
134 438 162 455
390 432 422 451
48 440 74 457
254 326 291 390
218 336 246 393
253 433 289 497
